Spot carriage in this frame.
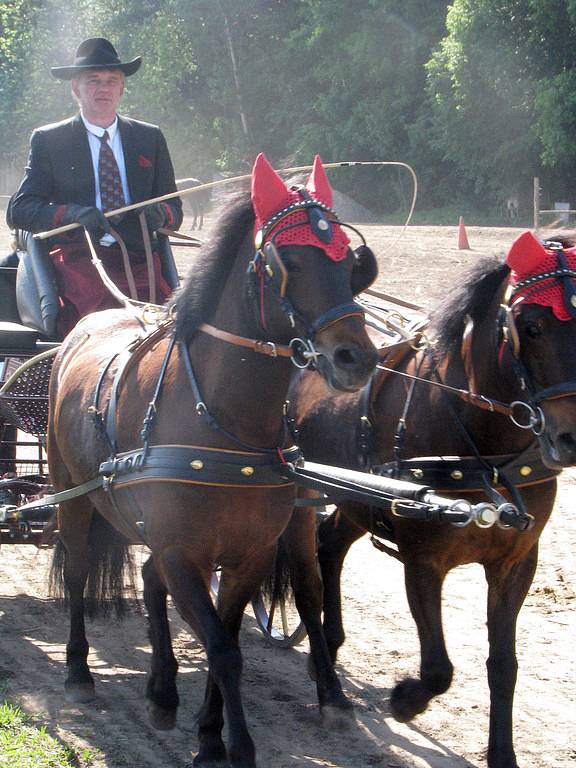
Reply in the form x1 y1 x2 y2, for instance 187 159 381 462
0 157 572 768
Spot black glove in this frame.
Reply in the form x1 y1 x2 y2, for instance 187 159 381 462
142 203 169 232
61 204 110 236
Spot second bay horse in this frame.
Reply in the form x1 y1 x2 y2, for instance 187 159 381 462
283 232 576 768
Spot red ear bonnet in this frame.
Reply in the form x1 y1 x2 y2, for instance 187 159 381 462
251 153 292 225
506 230 576 321
506 231 548 275
251 152 349 262
305 154 333 207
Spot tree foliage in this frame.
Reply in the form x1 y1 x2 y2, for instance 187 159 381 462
0 0 574 213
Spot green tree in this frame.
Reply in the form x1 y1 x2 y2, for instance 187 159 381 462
426 0 576 208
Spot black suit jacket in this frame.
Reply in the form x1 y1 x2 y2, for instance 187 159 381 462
8 113 183 250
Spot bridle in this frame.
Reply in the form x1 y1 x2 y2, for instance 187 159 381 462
498 240 576 434
247 185 366 368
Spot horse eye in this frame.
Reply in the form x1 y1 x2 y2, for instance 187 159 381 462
525 321 542 338
283 260 301 274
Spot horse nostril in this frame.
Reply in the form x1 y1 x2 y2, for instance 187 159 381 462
335 347 358 367
334 345 377 371
558 432 576 457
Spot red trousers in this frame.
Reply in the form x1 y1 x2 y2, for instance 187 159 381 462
49 241 172 336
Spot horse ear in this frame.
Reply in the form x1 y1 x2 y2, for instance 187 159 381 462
306 154 333 207
506 231 548 275
251 153 290 223
351 244 378 295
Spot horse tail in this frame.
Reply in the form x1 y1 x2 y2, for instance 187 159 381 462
49 512 138 619
260 534 293 604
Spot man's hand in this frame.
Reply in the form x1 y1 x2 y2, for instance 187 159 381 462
62 204 110 236
142 203 171 232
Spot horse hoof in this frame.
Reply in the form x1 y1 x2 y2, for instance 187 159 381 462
390 678 429 722
147 700 177 730
321 702 356 730
192 753 228 767
64 681 95 704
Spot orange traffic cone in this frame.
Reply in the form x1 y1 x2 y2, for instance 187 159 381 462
458 216 470 250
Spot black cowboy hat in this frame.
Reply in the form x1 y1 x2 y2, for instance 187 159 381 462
51 38 141 80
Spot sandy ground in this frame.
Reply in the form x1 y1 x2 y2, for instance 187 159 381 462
0 218 574 768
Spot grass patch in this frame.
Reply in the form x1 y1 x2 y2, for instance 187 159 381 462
382 204 533 227
0 700 79 768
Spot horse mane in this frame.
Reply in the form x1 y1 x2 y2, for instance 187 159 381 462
429 257 510 358
171 192 255 340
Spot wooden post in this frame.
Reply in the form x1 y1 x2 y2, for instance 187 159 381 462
533 176 540 232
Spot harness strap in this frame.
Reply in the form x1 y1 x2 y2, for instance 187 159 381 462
198 323 294 358
99 444 301 489
11 442 302 516
13 476 106 513
109 225 138 300
308 303 364 336
138 211 157 305
104 323 173 452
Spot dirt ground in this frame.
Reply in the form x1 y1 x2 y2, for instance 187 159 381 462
0 218 574 768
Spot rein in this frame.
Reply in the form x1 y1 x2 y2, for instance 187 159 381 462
376 353 543 432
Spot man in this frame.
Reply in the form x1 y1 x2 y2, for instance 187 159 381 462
7 37 183 335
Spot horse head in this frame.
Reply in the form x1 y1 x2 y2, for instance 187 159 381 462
248 153 378 391
502 231 576 468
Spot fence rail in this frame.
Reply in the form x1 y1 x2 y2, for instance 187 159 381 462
533 177 575 231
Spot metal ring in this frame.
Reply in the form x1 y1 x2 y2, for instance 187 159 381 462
289 338 319 369
449 499 473 527
510 400 545 434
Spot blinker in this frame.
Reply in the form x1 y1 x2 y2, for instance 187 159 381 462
263 241 289 297
552 245 576 321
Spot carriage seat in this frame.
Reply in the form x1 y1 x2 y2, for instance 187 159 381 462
14 230 181 340
0 321 39 357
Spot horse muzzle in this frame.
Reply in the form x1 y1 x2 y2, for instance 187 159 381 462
313 324 378 392
536 401 576 469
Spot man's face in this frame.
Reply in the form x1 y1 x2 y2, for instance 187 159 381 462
72 69 125 126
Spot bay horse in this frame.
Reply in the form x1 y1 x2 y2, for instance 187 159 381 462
283 232 576 768
47 154 378 768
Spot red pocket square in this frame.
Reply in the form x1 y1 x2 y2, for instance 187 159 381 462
138 154 152 168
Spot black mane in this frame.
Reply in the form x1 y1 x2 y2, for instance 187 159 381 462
171 193 255 340
429 257 510 358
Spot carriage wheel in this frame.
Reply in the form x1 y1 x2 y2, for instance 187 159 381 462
250 505 331 647
250 590 307 648
210 567 307 647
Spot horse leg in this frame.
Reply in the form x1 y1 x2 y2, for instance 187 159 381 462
316 505 366 664
282 506 354 726
57 498 96 703
484 545 539 768
390 558 453 721
159 546 256 768
142 555 179 730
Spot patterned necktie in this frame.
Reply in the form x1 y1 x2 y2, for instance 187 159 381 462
98 130 125 215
